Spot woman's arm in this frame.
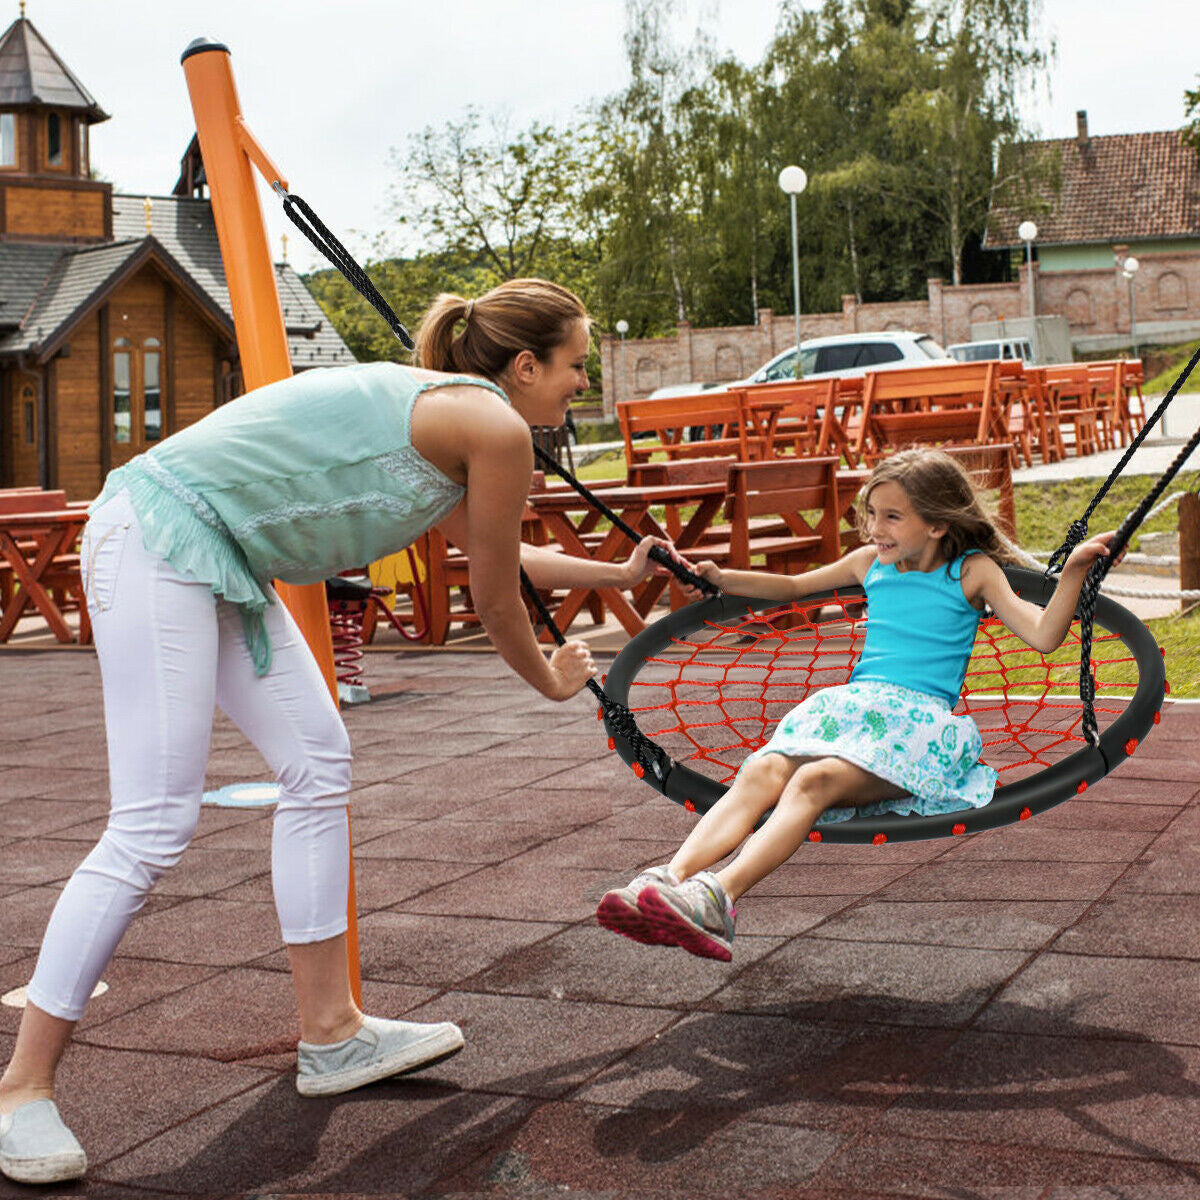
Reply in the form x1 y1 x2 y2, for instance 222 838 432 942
970 534 1119 654
682 544 876 603
440 405 596 700
520 536 687 591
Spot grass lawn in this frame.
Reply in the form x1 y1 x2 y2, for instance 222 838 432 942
1144 339 1200 395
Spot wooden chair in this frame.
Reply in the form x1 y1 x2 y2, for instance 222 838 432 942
734 377 857 464
701 457 846 573
617 392 763 471
856 362 1008 465
1041 365 1101 457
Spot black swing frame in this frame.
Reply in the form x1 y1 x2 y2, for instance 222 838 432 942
603 565 1167 844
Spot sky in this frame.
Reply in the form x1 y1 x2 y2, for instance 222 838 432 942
13 0 1200 274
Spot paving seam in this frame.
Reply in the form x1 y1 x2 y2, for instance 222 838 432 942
86 1071 283 1178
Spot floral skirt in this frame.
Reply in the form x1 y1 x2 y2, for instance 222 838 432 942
745 680 997 825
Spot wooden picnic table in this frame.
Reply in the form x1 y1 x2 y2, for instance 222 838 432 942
0 508 90 643
526 480 727 637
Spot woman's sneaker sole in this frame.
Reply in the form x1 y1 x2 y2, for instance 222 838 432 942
637 886 733 961
0 1147 87 1185
296 1025 464 1097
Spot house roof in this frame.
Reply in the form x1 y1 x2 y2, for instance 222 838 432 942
986 129 1200 249
0 193 355 369
113 194 356 370
0 16 108 121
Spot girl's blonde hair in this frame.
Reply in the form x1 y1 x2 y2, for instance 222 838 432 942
856 447 1020 566
413 278 588 381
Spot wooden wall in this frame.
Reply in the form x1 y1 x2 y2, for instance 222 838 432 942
3 368 42 487
38 264 229 499
53 312 100 498
2 179 108 241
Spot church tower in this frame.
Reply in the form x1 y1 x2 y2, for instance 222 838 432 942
0 5 111 242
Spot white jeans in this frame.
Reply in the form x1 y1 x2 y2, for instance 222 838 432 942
26 489 352 1021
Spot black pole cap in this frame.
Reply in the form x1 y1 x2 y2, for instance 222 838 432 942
181 37 230 64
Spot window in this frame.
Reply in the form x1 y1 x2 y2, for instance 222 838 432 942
0 113 14 167
814 344 863 374
78 122 88 175
857 343 904 367
22 386 35 446
144 338 162 441
760 350 797 382
46 113 63 167
113 338 131 443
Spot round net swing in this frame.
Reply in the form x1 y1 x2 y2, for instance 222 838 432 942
600 566 1166 844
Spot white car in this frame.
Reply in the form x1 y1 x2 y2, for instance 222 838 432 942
726 331 953 387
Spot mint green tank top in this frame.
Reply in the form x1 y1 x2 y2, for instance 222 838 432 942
91 363 510 675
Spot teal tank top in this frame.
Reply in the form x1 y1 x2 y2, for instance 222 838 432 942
849 552 984 708
90 363 510 675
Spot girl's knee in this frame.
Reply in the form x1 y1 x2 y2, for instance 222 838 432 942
780 758 845 809
741 753 792 792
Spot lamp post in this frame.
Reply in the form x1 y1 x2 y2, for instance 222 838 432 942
613 318 629 421
778 165 808 377
1122 256 1140 359
1017 219 1038 360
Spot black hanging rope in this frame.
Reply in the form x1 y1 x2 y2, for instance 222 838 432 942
518 568 675 786
1040 348 1200 749
275 186 414 351
529 443 720 599
1044 345 1200 576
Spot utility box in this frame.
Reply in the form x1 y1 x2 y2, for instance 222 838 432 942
970 316 1071 365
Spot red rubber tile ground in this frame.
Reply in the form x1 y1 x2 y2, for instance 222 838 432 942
1 646 1198 1199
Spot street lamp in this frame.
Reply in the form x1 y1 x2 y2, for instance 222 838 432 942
1017 219 1038 360
613 319 629 421
1122 256 1140 360
779 165 808 377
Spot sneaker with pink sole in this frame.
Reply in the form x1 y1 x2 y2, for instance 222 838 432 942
636 870 736 961
596 865 679 944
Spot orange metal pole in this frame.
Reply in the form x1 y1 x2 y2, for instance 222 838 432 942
181 38 362 1006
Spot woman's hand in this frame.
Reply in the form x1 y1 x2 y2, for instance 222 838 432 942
679 560 723 602
622 536 692 588
546 640 597 700
1064 530 1124 575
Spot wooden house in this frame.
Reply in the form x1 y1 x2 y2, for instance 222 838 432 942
0 12 354 498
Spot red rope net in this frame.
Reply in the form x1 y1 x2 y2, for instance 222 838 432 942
623 591 1144 789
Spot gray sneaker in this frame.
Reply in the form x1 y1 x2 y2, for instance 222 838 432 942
0 1099 87 1184
296 1014 464 1097
637 870 736 961
596 865 679 944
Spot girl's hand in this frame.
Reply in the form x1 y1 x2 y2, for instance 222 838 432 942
680 560 723 602
1064 530 1124 574
622 536 692 587
547 640 597 700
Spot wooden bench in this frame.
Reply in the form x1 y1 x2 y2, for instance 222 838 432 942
857 362 1008 465
617 392 764 469
700 457 846 573
1040 365 1101 457
734 377 857 463
939 443 1017 538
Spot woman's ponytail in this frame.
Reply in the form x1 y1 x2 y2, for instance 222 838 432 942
413 278 588 382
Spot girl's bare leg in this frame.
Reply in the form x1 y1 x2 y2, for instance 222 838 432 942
287 934 363 1044
716 757 906 902
0 1005 75 1115
668 754 802 882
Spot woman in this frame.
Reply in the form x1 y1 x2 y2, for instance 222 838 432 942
0 278 675 1184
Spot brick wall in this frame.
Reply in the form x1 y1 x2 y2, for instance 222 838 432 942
599 249 1200 413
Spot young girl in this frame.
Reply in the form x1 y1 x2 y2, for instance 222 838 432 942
597 447 1118 962
0 278 684 1185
